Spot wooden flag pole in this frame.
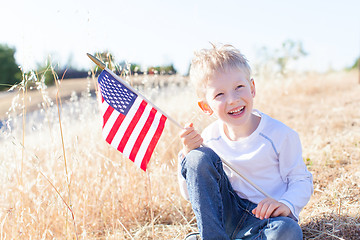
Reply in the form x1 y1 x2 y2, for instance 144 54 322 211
87 53 271 198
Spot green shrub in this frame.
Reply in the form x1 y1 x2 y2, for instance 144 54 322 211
0 44 22 91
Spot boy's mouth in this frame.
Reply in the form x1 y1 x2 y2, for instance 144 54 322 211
228 106 245 116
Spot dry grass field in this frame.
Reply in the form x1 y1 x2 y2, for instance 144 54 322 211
0 70 359 239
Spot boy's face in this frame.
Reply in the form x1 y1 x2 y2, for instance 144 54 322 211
199 67 256 135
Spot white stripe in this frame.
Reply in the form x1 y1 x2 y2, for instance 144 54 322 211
110 97 143 150
122 103 153 157
133 111 163 168
102 103 120 140
101 98 109 113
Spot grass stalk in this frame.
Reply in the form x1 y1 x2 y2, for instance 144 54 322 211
38 170 78 240
117 219 135 240
146 172 155 240
35 70 55 141
52 68 78 240
21 74 27 187
53 69 69 184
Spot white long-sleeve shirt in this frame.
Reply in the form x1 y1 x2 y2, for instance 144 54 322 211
178 110 313 221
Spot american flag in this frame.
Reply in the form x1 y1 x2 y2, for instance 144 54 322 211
98 69 167 171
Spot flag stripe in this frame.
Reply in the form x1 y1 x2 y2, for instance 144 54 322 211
106 113 126 143
117 100 147 153
102 104 120 140
101 97 109 113
140 114 167 170
129 107 157 161
133 111 163 168
123 103 153 158
109 97 143 149
103 105 114 127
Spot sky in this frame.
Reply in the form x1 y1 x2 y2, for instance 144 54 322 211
1 0 359 75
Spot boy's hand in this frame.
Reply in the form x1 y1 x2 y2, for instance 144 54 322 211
252 198 291 220
179 123 203 155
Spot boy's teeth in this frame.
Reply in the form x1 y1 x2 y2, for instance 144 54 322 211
229 107 244 114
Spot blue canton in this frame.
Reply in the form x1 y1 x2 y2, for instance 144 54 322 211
98 71 137 115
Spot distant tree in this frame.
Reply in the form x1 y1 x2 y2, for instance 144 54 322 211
275 40 307 75
93 51 117 72
348 57 359 70
163 64 177 74
185 63 191 76
130 63 143 74
148 64 177 75
256 39 307 77
36 58 57 86
348 56 360 84
0 44 22 91
90 52 177 76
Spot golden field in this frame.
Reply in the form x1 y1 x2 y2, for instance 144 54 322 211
0 70 359 239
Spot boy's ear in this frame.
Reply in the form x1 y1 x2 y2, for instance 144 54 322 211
198 101 213 115
250 78 256 97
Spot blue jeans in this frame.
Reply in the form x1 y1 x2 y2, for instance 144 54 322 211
181 147 303 240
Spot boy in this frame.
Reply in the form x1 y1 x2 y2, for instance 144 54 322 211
178 44 313 240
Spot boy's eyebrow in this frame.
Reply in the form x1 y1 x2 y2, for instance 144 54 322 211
207 86 220 92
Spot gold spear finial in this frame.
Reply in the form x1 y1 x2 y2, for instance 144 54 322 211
87 53 106 70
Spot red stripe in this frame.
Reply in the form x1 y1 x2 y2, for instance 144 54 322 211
117 100 147 153
103 106 114 128
105 113 126 144
128 108 157 161
140 114 167 171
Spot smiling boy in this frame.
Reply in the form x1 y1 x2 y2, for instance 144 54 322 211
178 44 313 240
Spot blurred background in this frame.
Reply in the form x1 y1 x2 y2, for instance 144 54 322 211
0 0 359 89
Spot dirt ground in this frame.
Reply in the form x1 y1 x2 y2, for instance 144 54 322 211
0 78 96 120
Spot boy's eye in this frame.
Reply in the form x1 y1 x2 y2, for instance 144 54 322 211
236 85 244 90
214 93 223 99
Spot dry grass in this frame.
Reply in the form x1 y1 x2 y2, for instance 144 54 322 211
0 70 359 239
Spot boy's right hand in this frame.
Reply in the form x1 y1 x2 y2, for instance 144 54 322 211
179 123 203 155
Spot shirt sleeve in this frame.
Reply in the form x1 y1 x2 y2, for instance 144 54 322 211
177 151 190 200
278 130 313 221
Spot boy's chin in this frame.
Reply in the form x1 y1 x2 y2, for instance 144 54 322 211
222 119 247 128
222 114 254 128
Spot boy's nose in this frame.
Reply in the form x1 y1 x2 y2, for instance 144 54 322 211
227 92 239 105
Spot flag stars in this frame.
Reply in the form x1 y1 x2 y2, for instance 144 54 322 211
99 72 137 114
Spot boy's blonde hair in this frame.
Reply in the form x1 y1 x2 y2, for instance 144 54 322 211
189 43 251 99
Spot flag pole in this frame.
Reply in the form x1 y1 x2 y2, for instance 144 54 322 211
87 53 270 198
87 53 106 70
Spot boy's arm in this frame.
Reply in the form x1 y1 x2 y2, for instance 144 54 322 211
253 130 313 221
277 130 314 220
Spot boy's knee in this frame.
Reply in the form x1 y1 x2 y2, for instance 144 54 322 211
182 147 220 177
267 217 302 240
